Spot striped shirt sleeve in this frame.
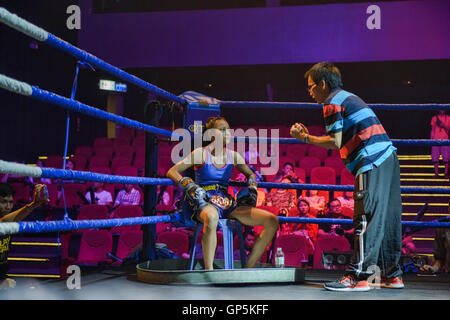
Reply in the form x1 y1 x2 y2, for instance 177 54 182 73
323 104 344 134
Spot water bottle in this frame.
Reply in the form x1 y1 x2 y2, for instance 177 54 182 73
275 247 285 268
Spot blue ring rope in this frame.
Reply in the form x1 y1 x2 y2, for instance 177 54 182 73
36 168 450 194
3 213 450 236
30 86 181 139
233 137 450 146
220 101 450 111
18 213 181 234
277 217 450 228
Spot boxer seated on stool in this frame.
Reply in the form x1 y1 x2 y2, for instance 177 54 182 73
0 183 49 290
167 116 278 270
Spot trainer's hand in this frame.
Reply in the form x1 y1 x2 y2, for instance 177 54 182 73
290 123 309 142
31 184 50 207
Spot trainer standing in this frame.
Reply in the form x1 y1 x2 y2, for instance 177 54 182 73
290 62 403 291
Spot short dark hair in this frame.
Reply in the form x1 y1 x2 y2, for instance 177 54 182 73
283 162 294 169
0 183 14 197
328 198 341 208
304 62 343 90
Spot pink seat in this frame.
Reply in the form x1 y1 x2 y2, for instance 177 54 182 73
112 230 143 265
133 156 145 170
299 156 321 178
72 229 113 265
113 145 134 157
95 146 114 159
285 144 309 158
45 155 64 168
308 125 326 136
113 137 131 148
10 183 31 205
113 205 143 218
340 168 355 185
114 165 138 177
77 204 109 220
117 127 135 139
111 156 133 173
74 145 93 158
294 167 306 183
110 203 142 233
156 231 189 257
71 155 87 171
313 234 350 269
93 137 112 148
273 234 310 267
324 157 345 176
310 167 336 185
329 149 340 158
60 183 86 208
308 145 329 162
89 156 110 169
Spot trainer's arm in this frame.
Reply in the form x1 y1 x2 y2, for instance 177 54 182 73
290 123 342 150
0 184 49 223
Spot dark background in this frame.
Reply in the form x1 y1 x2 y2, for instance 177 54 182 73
1 0 449 163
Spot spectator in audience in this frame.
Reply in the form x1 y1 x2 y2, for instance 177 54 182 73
282 199 318 243
114 184 141 207
266 178 297 215
301 189 326 214
274 162 299 183
85 182 113 206
430 110 449 178
419 203 450 274
337 191 354 211
419 227 450 274
318 199 354 245
233 230 257 261
0 183 49 290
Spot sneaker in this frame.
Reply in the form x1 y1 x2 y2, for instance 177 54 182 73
323 275 371 292
381 276 404 289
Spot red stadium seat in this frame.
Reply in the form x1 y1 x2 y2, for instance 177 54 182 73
299 156 321 178
313 234 350 269
45 155 64 169
156 231 189 257
307 145 329 162
324 157 345 177
70 229 113 266
93 137 113 148
60 183 86 208
88 156 110 169
74 145 94 158
77 204 109 220
112 230 143 265
272 234 310 267
340 168 355 185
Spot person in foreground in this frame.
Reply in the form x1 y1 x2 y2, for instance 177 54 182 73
166 116 278 270
290 62 403 291
0 183 49 290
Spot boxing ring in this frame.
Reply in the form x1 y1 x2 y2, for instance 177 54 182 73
1 7 450 299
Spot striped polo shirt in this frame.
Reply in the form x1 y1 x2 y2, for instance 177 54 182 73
323 89 396 177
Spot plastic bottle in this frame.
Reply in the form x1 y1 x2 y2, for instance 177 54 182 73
275 247 285 268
